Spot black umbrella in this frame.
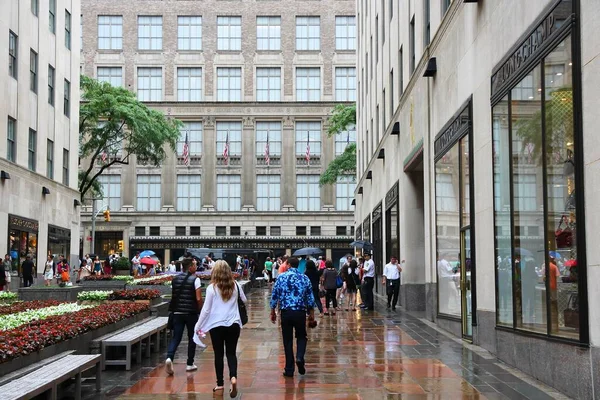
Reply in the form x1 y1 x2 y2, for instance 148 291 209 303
292 247 323 257
349 240 373 250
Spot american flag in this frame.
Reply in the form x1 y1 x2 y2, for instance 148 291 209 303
223 132 230 165
182 131 190 167
101 149 108 163
264 135 270 166
305 135 310 165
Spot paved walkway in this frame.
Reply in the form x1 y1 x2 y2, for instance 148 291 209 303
77 288 570 399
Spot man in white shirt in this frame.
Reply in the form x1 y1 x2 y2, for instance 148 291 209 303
131 252 141 277
383 256 403 311
361 253 376 310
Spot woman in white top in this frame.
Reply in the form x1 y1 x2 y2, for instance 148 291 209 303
194 260 247 398
44 255 54 286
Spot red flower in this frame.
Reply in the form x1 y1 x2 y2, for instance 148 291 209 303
109 289 161 301
0 300 62 315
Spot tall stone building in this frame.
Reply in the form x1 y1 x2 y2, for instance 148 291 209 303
80 0 356 263
355 0 600 397
1 0 81 277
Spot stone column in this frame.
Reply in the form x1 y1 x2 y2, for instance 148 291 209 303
164 249 171 264
321 116 334 210
282 116 296 210
161 143 177 211
202 117 216 211
121 156 136 210
242 117 256 211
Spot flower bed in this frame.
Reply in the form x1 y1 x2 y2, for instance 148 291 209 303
131 275 173 286
0 302 150 364
0 292 17 302
109 289 161 300
0 303 92 331
0 300 62 315
77 290 112 302
83 275 133 282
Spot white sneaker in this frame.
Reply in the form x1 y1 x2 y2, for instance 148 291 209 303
165 358 174 375
186 364 198 372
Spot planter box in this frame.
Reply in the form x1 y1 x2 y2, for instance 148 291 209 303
114 270 130 276
127 284 172 295
18 286 84 302
0 310 150 377
81 280 127 290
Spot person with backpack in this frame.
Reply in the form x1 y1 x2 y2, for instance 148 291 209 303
321 260 339 316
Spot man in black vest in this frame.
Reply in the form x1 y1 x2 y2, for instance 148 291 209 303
166 257 203 375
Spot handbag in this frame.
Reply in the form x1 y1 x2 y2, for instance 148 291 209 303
236 282 248 325
336 275 343 289
555 215 573 248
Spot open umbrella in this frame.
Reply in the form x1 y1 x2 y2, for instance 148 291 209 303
140 250 155 258
292 247 323 257
349 240 373 250
140 256 158 265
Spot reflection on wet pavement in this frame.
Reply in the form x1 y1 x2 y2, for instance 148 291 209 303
76 289 569 400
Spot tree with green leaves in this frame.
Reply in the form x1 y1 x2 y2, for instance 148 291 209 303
78 75 182 201
320 104 357 185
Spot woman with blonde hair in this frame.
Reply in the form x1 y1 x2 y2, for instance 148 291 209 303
194 260 247 398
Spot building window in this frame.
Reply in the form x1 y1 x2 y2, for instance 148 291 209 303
435 173 457 211
98 16 123 50
310 226 321 236
178 122 203 156
216 175 241 211
28 129 36 171
256 226 267 236
335 67 356 101
270 226 281 236
97 67 122 87
217 16 241 51
137 174 161 211
257 175 281 211
49 0 56 33
30 50 38 93
137 67 162 101
216 226 227 236
190 226 200 235
48 65 55 105
442 0 452 14
65 10 72 49
31 0 38 16
230 227 241 236
138 16 162 50
295 122 321 157
296 175 320 211
257 16 281 51
64 80 70 117
296 226 307 236
296 67 320 101
256 121 282 157
335 125 356 155
177 174 201 211
514 174 538 211
336 175 356 211
98 174 121 211
336 226 347 236
216 68 241 102
46 139 54 179
175 226 186 236
217 121 242 157
177 67 202 101
135 226 146 236
399 46 404 95
296 16 320 51
335 16 356 50
424 0 430 46
9 32 17 79
409 17 415 74
178 16 202 50
62 149 69 185
7 118 16 162
256 68 281 101
149 226 160 236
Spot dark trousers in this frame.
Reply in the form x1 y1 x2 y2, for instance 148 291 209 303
363 277 375 309
167 313 199 366
312 288 323 313
281 310 307 375
209 324 241 386
386 279 400 307
23 274 33 287
325 289 337 310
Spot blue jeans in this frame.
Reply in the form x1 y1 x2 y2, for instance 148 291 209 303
167 313 199 366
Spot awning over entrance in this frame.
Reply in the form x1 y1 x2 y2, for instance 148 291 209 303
129 236 354 250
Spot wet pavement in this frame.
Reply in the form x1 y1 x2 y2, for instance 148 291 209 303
72 288 570 400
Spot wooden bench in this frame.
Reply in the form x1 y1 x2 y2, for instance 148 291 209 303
102 316 168 370
1 354 101 400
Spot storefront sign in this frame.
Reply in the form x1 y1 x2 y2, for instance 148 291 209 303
372 202 382 222
385 182 399 210
48 225 71 241
8 215 38 233
434 103 471 158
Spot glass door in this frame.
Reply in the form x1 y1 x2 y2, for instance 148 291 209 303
461 228 473 338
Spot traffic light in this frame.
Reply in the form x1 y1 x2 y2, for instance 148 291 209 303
118 240 124 251
103 209 111 222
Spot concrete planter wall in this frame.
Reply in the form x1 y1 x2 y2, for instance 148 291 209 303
0 310 150 377
18 286 84 302
81 280 127 290
127 284 172 295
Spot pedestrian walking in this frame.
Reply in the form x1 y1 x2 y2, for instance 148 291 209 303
131 252 141 276
361 253 375 310
93 256 103 276
165 258 203 375
0 260 6 291
383 256 402 311
21 255 34 287
321 260 338 316
194 260 246 398
270 257 316 377
264 257 274 284
3 255 11 292
304 259 323 316
44 255 54 286
341 259 360 311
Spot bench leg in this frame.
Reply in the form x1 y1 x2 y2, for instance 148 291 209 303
136 341 142 365
162 328 168 348
154 332 160 351
126 345 132 371
101 343 106 370
75 371 82 400
145 336 151 358
50 384 58 400
96 361 102 392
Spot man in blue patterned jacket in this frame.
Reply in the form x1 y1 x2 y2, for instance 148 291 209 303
270 256 316 377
